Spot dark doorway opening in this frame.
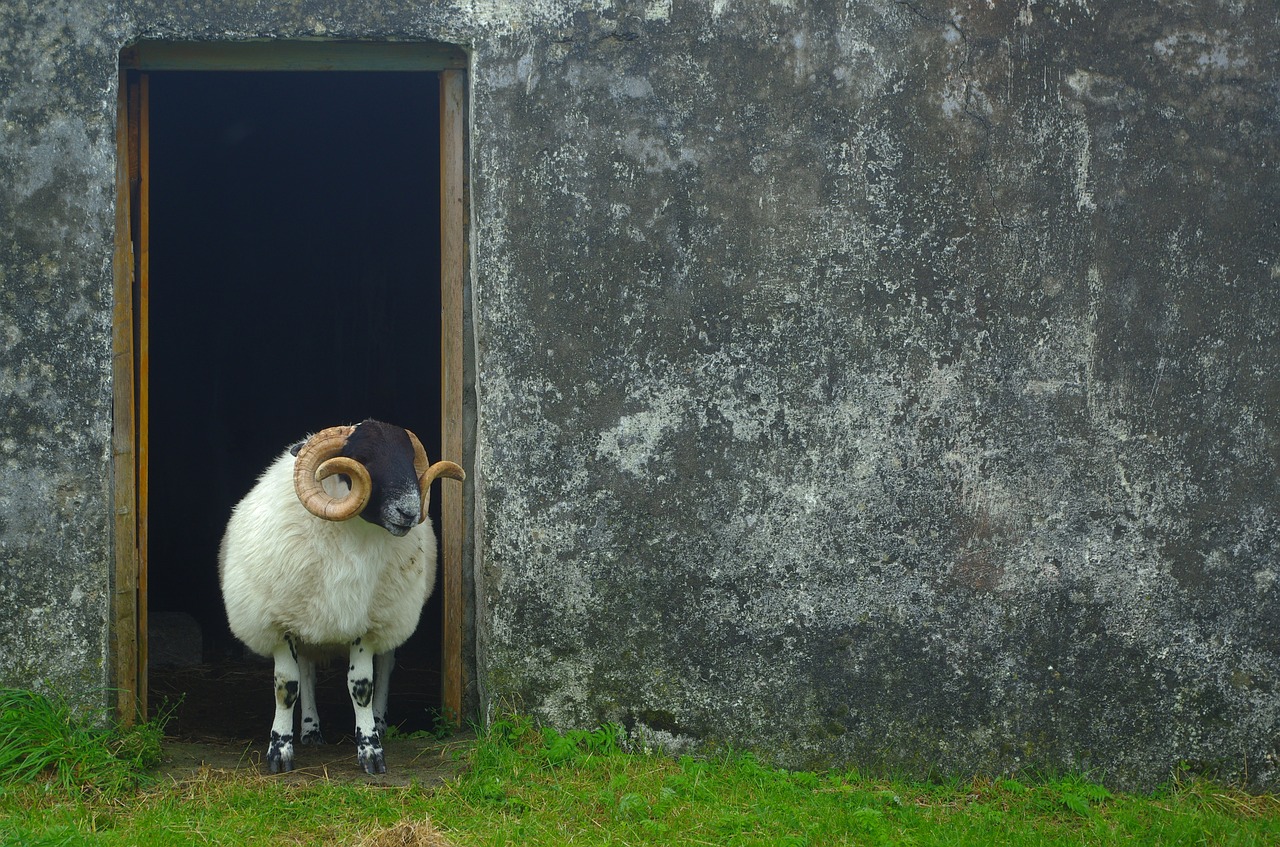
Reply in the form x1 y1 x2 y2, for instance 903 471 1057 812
145 70 444 738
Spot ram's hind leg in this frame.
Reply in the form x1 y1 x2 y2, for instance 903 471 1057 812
298 655 325 745
348 638 385 774
268 637 300 773
373 650 395 737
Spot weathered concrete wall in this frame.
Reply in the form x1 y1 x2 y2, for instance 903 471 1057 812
0 0 123 705
1 0 1276 787
470 1 1280 788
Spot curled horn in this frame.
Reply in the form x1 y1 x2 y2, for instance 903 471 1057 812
293 425 372 521
405 428 466 523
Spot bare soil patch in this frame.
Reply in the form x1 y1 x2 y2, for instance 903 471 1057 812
149 661 470 787
153 733 473 787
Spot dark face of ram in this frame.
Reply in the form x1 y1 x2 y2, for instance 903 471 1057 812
341 421 422 537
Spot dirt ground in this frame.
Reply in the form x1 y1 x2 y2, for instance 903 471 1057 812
153 733 474 787
149 661 472 787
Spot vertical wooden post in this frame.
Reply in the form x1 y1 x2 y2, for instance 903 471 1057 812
112 69 139 725
136 73 151 719
440 68 466 721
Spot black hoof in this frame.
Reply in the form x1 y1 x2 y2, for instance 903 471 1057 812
300 729 327 746
360 749 387 775
356 728 386 774
267 730 294 773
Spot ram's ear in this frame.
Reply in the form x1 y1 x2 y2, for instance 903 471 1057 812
289 439 307 457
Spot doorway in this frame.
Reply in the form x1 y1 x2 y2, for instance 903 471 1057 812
113 42 469 738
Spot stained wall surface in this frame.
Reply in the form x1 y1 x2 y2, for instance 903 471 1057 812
1 0 1276 788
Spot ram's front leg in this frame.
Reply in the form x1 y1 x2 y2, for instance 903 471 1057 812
268 637 300 773
348 638 385 774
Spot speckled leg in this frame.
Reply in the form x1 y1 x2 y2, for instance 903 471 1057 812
268 637 299 774
349 638 385 774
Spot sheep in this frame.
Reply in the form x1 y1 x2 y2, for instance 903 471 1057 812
218 419 464 774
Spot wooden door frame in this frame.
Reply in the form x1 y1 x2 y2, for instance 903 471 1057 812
113 40 470 724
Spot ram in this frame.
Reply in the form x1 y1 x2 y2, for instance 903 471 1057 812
218 419 464 774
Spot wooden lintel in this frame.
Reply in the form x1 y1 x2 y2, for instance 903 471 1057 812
122 40 468 72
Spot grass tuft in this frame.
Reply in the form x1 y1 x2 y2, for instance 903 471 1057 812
354 818 457 847
0 688 164 796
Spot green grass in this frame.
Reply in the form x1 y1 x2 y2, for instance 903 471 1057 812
1 696 1277 845
0 688 163 797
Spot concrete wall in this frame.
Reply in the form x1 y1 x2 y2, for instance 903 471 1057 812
1 0 123 704
1 0 1276 788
